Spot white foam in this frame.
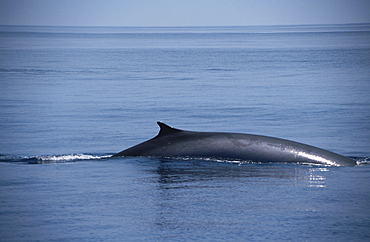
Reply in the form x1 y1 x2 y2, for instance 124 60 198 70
37 154 110 162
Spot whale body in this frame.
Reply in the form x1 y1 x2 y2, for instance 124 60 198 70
113 122 356 166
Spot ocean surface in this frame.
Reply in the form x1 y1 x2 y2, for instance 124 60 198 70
0 24 369 241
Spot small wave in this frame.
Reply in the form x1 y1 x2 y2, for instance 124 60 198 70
354 157 370 165
145 155 370 167
206 68 238 72
155 156 258 165
0 154 111 164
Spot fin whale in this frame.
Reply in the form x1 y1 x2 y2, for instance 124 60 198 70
113 122 356 166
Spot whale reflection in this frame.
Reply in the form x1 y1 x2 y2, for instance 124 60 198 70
153 158 329 188
148 158 330 232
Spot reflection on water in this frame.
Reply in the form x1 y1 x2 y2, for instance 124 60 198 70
145 158 331 234
294 166 329 188
152 158 329 188
307 167 328 188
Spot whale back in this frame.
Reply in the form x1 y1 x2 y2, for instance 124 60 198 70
112 122 356 166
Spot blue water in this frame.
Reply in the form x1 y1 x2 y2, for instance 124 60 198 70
0 24 369 241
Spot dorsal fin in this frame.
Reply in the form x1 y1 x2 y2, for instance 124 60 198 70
156 122 182 137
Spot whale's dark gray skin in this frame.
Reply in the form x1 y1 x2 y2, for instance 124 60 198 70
113 122 356 166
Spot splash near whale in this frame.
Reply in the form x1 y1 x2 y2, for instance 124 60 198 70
113 122 356 166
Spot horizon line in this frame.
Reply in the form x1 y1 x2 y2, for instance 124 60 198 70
1 22 369 29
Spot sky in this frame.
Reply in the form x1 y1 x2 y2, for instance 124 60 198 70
0 0 369 27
